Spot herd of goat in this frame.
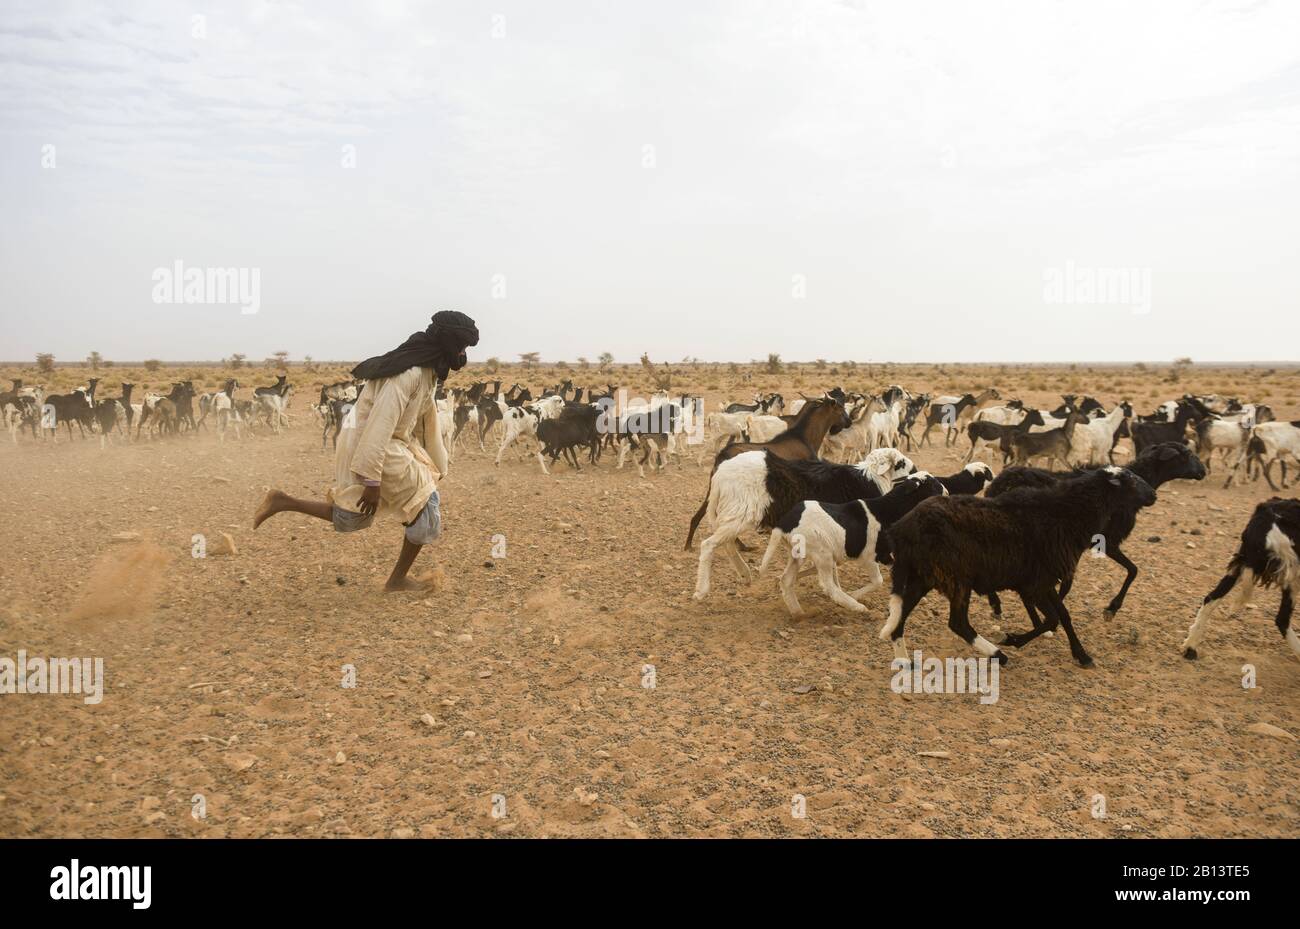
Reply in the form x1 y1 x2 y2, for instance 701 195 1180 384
0 375 293 443
4 370 1298 668
679 383 1300 669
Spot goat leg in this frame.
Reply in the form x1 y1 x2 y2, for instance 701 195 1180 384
1182 568 1254 659
1037 591 1092 666
1100 546 1139 619
998 589 1059 648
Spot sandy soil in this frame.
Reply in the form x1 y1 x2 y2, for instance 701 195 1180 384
1 372 1297 838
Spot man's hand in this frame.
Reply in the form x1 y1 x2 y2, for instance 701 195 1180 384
359 484 381 516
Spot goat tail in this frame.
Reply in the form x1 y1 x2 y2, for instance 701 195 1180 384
684 482 711 550
758 528 785 574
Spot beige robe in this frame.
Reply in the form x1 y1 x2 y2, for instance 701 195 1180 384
330 366 448 523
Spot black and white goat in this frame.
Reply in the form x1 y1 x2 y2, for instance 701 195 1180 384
759 471 947 616
918 388 1000 447
692 447 916 600
253 376 292 433
1181 497 1300 661
1225 419 1298 490
881 467 1157 667
936 462 994 495
612 400 684 477
496 395 566 468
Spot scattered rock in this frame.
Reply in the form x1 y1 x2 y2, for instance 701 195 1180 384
420 713 440 729
988 739 1012 748
391 826 415 839
110 531 141 543
1246 722 1294 741
224 751 258 772
333 751 347 765
917 750 951 759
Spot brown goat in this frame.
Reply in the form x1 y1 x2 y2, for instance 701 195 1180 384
684 398 850 549
1010 411 1087 469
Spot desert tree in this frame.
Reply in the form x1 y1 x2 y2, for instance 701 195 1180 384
36 353 55 374
598 352 614 372
519 352 540 369
86 351 103 371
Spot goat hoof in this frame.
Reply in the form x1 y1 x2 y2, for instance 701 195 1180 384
1102 608 1117 620
1075 654 1094 668
1182 647 1198 660
993 650 1008 666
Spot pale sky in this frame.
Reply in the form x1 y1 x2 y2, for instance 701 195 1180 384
2 0 1298 364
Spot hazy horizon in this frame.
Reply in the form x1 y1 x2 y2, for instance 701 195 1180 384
3 0 1298 364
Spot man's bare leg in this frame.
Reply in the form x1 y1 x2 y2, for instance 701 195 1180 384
254 489 333 528
385 537 426 592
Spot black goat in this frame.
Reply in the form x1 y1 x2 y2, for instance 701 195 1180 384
984 441 1206 623
1130 397 1211 453
43 388 95 439
536 405 601 473
964 408 1045 464
882 467 1157 667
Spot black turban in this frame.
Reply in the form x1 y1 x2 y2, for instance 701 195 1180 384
352 311 480 382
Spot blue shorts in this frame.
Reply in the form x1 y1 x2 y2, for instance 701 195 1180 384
332 490 441 544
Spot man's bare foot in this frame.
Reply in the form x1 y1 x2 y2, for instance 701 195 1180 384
384 576 430 593
253 490 289 529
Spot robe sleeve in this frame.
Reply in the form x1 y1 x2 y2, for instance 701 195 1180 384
422 400 449 480
347 373 409 482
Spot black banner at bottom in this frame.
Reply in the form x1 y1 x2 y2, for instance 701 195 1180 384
1 837 1287 915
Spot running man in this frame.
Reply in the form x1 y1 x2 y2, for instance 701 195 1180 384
253 311 479 591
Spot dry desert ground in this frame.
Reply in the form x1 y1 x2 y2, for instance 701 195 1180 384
1 360 1297 837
